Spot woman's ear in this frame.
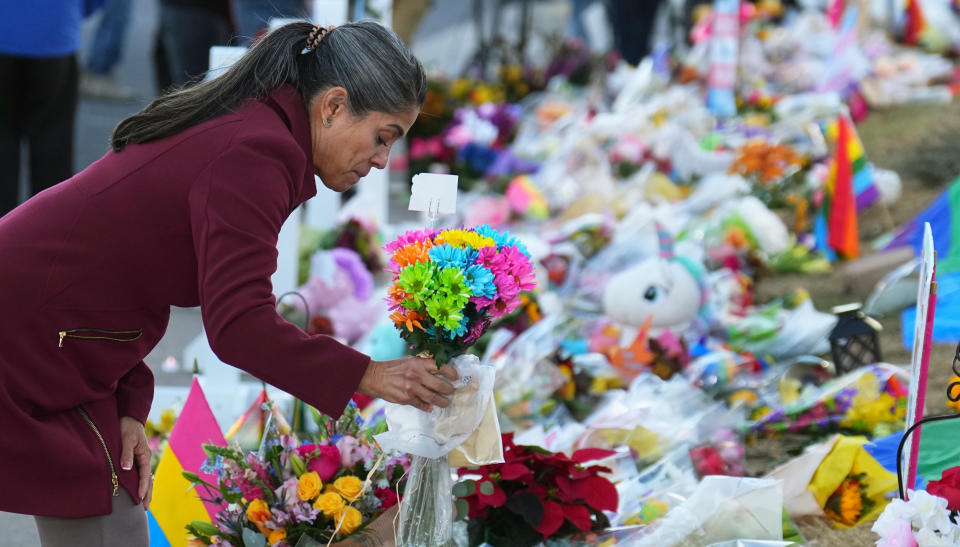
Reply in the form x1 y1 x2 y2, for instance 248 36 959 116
323 87 349 120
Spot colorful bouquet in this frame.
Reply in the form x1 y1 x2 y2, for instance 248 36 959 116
384 224 536 365
873 489 960 546
183 402 408 547
454 433 618 547
749 365 907 439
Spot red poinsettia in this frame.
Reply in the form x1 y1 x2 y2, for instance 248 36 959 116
456 433 618 543
927 466 960 511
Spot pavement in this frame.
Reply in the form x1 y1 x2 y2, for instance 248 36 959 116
0 1 573 543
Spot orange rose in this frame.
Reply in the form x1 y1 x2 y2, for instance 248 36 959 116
246 498 271 528
267 529 287 546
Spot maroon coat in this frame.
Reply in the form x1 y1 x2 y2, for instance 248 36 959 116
0 84 370 517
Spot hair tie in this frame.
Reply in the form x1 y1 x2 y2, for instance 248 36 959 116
303 24 335 54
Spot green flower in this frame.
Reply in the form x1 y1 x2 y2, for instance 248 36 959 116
425 293 466 333
397 262 435 310
436 266 472 305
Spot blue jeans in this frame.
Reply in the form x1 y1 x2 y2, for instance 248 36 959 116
87 0 132 75
234 0 307 44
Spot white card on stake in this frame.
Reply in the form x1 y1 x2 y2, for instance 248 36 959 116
408 173 458 214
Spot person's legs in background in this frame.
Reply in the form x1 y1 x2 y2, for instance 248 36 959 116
81 0 138 101
233 0 307 45
0 54 23 217
159 4 233 87
25 55 78 198
0 53 77 217
567 0 594 41
603 0 663 65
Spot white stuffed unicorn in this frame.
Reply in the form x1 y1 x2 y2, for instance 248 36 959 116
602 223 709 333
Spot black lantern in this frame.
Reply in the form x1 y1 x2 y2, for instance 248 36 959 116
829 303 883 375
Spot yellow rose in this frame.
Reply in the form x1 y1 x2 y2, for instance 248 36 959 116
246 498 271 526
313 491 346 517
333 505 363 535
332 476 364 502
297 471 322 501
267 529 287 546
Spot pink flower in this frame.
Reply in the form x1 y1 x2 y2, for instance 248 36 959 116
276 477 299 508
876 518 917 547
235 478 264 501
337 436 374 468
375 487 400 509
464 317 491 344
298 443 341 482
475 246 506 273
383 229 438 254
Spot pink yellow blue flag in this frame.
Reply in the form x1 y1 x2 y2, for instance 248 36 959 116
149 378 226 547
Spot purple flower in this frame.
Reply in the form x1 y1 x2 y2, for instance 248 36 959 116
331 248 374 300
290 501 321 524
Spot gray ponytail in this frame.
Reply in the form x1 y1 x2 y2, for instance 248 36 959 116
110 20 426 152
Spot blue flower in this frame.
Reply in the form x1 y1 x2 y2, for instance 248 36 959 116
463 264 497 299
429 243 478 269
476 225 531 258
445 315 470 339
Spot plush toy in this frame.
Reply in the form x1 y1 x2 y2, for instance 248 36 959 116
602 223 709 331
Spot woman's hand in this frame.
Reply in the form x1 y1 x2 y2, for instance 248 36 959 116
120 416 153 510
357 356 459 412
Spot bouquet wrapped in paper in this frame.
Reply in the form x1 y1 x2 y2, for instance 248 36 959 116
376 224 536 546
183 403 407 546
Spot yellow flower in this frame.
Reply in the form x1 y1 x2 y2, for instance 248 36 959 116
159 408 176 433
297 471 323 501
267 529 287 546
332 475 364 502
246 498 271 527
333 505 363 535
436 229 495 250
839 482 863 524
186 540 207 547
313 491 346 518
451 77 471 100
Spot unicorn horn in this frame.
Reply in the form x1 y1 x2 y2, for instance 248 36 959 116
654 221 674 260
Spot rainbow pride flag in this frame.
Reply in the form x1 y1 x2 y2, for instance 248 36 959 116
815 115 871 260
887 175 960 273
149 378 226 547
904 0 926 45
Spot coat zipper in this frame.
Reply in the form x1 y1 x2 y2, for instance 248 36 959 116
58 328 143 347
77 407 120 497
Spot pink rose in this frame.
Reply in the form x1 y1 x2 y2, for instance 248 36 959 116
298 443 341 482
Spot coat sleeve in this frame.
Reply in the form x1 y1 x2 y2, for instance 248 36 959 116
189 133 370 418
115 360 154 425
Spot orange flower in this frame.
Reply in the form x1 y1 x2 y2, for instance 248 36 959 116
390 308 424 332
392 241 433 269
387 283 409 304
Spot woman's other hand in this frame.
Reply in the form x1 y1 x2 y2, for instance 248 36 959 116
358 356 459 412
120 416 153 509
